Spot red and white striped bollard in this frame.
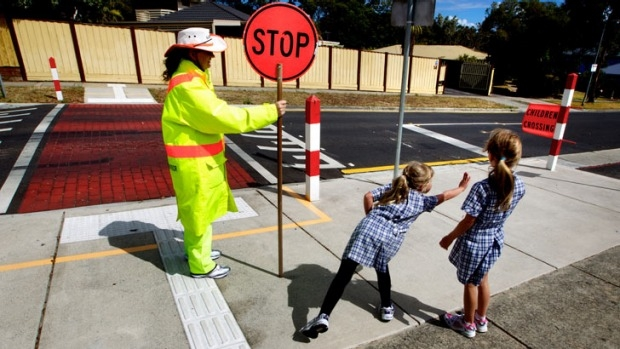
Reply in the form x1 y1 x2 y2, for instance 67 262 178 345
547 73 578 170
49 57 63 102
305 95 320 201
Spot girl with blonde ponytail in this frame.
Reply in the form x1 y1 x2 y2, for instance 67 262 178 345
301 161 470 339
440 128 526 338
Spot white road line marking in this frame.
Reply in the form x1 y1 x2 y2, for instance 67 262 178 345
403 124 486 155
0 119 22 124
257 145 304 152
0 105 64 213
1 113 30 118
225 136 278 184
0 107 37 115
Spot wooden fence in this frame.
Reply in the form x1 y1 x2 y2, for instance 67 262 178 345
0 18 445 94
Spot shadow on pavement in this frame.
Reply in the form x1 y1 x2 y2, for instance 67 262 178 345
284 263 444 343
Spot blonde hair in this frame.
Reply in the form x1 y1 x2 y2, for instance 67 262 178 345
377 161 434 206
484 128 522 211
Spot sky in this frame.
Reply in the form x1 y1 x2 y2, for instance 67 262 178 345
434 0 564 27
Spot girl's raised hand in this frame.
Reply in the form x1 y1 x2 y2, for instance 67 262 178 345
459 172 471 189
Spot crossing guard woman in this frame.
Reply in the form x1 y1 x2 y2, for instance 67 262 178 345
162 27 287 279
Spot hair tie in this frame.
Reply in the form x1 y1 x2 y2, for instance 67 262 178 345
500 156 506 162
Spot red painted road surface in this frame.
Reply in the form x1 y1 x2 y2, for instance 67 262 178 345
16 104 256 213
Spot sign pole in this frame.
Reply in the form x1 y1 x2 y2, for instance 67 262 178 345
393 0 414 179
277 63 284 278
243 2 318 277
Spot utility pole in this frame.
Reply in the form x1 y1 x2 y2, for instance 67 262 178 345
582 6 612 106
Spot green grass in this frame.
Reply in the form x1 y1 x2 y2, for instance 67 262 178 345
543 90 620 110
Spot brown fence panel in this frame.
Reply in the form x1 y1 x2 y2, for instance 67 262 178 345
436 61 447 94
331 47 358 91
135 29 174 85
359 51 385 92
223 37 261 87
385 53 404 93
298 45 329 90
5 19 444 95
0 17 18 68
75 24 137 83
13 20 81 81
409 56 440 94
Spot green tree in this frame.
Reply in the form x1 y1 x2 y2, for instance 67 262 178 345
293 0 393 49
562 0 620 101
413 14 482 50
478 0 568 97
0 0 132 23
249 0 398 49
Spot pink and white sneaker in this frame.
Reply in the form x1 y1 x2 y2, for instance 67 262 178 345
443 313 476 338
475 312 488 333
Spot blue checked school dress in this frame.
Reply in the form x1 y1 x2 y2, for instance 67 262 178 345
449 174 525 285
343 183 439 273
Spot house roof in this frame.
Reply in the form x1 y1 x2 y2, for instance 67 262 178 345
373 44 488 61
116 1 250 33
150 1 249 23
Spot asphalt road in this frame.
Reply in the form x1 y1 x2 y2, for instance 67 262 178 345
229 109 620 176
2 106 619 213
0 104 57 189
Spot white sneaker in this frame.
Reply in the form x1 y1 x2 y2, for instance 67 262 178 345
210 249 222 260
191 264 230 279
300 313 329 339
379 304 394 322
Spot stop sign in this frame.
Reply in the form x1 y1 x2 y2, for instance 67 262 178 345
243 3 318 82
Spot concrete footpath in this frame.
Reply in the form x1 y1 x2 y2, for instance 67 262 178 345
1 150 619 348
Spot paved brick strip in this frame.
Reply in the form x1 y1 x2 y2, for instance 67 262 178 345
17 104 254 213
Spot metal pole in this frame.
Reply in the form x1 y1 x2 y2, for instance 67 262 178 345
393 0 414 179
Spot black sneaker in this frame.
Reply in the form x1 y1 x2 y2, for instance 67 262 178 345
300 313 329 338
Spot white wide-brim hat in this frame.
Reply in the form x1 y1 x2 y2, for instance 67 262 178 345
164 27 227 57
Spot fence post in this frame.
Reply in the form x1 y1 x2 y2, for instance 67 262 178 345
546 73 578 171
305 95 321 201
49 57 63 102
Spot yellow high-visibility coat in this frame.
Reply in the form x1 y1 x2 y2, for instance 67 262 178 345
162 59 279 238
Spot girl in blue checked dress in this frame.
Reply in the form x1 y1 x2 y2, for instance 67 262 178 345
301 161 470 339
440 128 526 338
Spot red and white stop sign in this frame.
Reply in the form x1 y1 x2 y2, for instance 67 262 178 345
243 3 318 82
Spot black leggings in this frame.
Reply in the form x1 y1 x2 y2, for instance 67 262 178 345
319 258 392 316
